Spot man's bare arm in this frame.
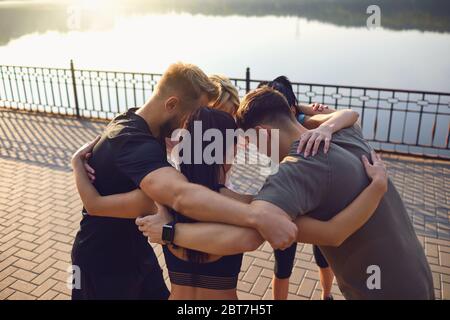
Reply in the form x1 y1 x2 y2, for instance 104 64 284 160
138 167 297 249
140 167 255 226
141 170 383 255
174 181 385 253
142 152 387 253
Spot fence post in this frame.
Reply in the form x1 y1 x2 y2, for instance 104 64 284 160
70 59 80 118
245 67 250 93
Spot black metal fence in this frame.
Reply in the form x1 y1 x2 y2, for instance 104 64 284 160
0 62 449 159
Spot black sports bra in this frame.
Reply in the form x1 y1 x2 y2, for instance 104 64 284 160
164 183 243 290
163 245 243 290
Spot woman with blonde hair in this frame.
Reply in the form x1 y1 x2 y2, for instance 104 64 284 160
209 75 240 116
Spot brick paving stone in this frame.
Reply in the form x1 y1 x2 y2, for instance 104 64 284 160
38 289 58 300
297 278 316 297
7 291 36 300
9 279 37 294
30 278 58 297
251 276 272 296
31 268 58 286
12 259 38 272
440 252 450 267
0 288 15 299
0 109 449 300
10 269 37 282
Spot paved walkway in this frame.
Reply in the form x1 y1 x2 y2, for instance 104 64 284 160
0 109 449 300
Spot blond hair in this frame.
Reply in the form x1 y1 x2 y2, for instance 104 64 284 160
209 75 240 115
155 62 219 102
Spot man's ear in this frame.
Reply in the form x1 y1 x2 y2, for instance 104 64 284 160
165 96 179 113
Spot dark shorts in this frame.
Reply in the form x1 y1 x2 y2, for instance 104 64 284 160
71 266 170 300
313 245 329 269
274 244 329 279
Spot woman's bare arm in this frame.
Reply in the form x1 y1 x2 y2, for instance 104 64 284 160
303 109 359 131
174 223 264 255
298 103 335 116
298 109 360 156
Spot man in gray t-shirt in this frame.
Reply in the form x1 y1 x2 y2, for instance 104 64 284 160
240 88 434 299
254 125 433 299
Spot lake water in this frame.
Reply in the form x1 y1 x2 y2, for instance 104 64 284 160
0 1 450 92
0 1 449 157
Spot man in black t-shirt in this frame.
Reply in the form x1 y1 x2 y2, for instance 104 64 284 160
71 63 217 299
72 108 173 299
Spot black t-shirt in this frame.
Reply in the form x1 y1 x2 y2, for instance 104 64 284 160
72 108 171 274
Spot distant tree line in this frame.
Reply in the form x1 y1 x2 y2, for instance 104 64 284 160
1 0 449 46
125 0 450 31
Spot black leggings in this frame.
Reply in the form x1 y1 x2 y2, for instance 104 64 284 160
274 244 329 279
313 245 329 269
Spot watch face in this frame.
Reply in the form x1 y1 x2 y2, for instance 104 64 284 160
162 224 174 242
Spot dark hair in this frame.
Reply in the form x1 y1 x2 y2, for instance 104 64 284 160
258 76 298 108
172 107 237 263
236 86 295 130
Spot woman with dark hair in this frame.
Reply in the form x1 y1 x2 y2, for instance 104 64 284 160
263 76 330 111
160 107 246 299
259 76 332 127
71 107 249 299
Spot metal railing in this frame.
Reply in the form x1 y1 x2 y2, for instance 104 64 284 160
0 62 449 159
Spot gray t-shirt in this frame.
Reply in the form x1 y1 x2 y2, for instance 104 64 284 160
255 125 434 300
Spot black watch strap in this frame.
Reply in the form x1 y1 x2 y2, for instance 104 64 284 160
162 221 177 245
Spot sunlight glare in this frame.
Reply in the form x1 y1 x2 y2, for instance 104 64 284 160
73 0 110 11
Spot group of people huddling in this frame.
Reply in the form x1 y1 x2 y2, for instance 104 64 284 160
69 62 434 300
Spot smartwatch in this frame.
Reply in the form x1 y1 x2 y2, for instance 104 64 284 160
162 221 177 245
